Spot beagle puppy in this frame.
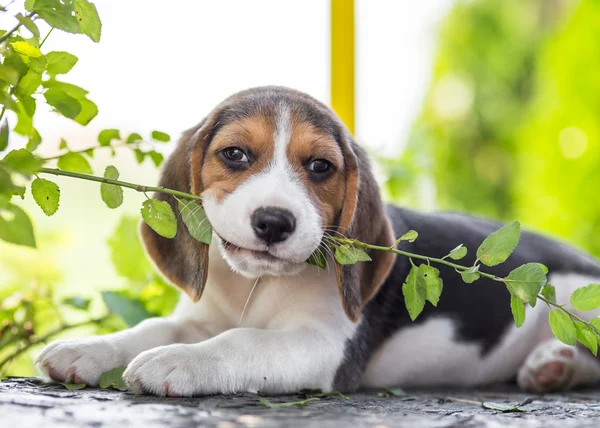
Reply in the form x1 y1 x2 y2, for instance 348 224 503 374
36 87 600 396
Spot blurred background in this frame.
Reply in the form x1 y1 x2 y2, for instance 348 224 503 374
1 0 598 376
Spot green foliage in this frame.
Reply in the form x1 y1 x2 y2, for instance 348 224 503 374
98 129 120 147
570 284 600 311
575 322 598 356
1 148 41 174
98 366 127 391
307 250 327 269
45 51 78 75
446 244 467 260
31 178 60 215
0 198 36 247
510 295 525 328
504 263 547 304
101 291 152 327
402 265 426 321
549 310 577 346
57 152 92 174
151 130 170 142
421 264 443 307
141 199 177 239
100 165 123 208
460 266 480 284
334 244 371 265
178 199 212 244
476 221 520 266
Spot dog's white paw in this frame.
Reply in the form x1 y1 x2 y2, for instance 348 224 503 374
517 339 577 392
123 344 227 397
35 337 125 385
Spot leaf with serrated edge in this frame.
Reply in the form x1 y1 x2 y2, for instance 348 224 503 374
541 283 556 304
57 152 92 174
141 199 177 239
420 264 443 306
510 295 525 328
504 263 547 303
447 244 467 260
334 245 371 265
100 166 123 209
73 0 102 42
476 221 520 267
31 178 60 216
98 367 127 391
570 284 600 311
402 265 426 321
575 321 598 356
549 310 577 346
178 199 212 244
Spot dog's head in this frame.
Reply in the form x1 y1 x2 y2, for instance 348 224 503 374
141 87 396 321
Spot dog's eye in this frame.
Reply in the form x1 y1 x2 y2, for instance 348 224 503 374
222 147 248 163
308 159 332 174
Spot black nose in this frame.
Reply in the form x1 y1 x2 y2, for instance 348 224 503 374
251 207 296 244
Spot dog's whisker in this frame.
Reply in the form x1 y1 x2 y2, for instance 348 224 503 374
238 277 261 326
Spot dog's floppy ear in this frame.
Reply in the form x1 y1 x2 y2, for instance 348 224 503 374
140 113 220 302
335 133 397 322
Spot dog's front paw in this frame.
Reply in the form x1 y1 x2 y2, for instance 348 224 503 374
517 339 577 392
36 337 125 385
124 344 225 397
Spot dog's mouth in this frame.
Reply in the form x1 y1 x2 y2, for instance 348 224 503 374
216 234 281 262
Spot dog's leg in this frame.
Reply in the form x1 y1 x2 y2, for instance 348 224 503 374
36 316 213 386
123 324 348 396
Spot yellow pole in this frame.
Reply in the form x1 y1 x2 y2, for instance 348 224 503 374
330 0 355 135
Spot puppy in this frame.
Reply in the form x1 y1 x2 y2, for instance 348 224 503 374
36 87 600 396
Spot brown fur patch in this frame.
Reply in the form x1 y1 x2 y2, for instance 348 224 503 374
201 116 276 203
286 115 346 231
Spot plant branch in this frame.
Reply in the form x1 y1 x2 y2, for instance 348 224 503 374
0 11 35 44
39 27 53 48
0 315 110 371
41 142 143 161
38 167 201 200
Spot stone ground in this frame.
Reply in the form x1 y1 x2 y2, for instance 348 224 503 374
2 378 600 427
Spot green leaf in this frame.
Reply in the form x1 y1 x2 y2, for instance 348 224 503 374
549 310 577 346
57 152 92 174
44 88 81 119
447 244 467 260
102 291 152 327
17 13 40 38
541 283 556 304
148 150 164 167
126 132 143 144
32 0 82 34
0 199 36 247
73 0 102 42
0 167 25 199
141 199 177 239
73 97 98 125
10 41 42 60
42 80 88 97
575 322 598 356
591 318 600 336
107 216 152 283
26 128 42 152
28 56 47 74
460 265 480 283
570 284 600 311
510 295 526 328
259 397 320 408
178 199 212 244
15 71 42 98
0 121 8 152
307 250 327 269
1 148 42 174
98 366 127 391
100 165 123 209
63 296 91 310
476 221 520 267
59 138 68 150
0 65 19 86
334 245 372 265
61 383 86 390
98 129 121 147
402 265 427 321
151 130 170 142
45 51 78 75
481 402 525 413
420 264 443 306
378 387 407 397
31 178 60 216
504 263 547 303
133 148 145 164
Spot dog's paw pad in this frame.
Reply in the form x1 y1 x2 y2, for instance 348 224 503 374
518 340 576 392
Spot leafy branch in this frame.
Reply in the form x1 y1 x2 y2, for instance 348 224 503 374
0 315 110 372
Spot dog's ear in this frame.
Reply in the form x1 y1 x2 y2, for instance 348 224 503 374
335 133 397 322
140 113 221 302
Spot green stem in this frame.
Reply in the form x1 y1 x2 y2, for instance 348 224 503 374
38 167 201 200
42 142 140 161
39 27 53 48
0 315 110 372
0 11 35 44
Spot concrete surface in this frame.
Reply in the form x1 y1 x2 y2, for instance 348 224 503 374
2 377 600 427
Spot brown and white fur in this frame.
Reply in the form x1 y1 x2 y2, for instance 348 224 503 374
36 87 600 396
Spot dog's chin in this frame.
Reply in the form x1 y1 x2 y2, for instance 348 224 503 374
216 237 309 278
